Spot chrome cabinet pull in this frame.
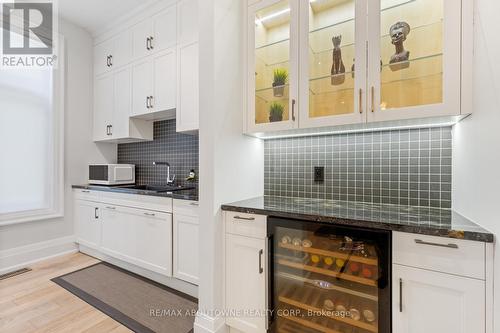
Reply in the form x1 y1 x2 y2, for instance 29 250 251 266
144 212 156 217
109 55 113 67
146 96 150 109
146 37 150 50
359 88 363 114
234 216 255 221
109 125 112 135
399 278 403 312
371 86 375 112
414 239 459 249
94 207 99 219
291 99 296 121
259 249 264 274
190 202 199 206
149 36 154 49
149 96 154 108
81 190 90 193
106 56 110 67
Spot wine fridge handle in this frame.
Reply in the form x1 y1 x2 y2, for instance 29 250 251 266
359 88 363 114
415 239 459 249
399 278 403 312
258 249 263 274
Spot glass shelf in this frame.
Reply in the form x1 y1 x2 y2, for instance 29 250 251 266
380 53 442 84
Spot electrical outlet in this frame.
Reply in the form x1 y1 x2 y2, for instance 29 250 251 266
314 166 325 182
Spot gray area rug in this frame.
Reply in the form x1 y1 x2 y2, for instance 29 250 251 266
52 262 197 333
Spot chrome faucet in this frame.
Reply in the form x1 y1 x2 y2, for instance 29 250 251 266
152 161 175 185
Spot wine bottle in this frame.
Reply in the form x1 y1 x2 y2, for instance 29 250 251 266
348 262 361 275
361 265 375 279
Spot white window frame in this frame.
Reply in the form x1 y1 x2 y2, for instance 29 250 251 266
0 36 65 226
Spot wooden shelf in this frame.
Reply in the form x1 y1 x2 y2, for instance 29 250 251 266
279 314 342 333
277 259 378 287
279 243 378 266
280 296 378 333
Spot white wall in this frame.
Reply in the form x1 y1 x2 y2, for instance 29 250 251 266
0 19 116 252
452 0 500 331
196 0 264 332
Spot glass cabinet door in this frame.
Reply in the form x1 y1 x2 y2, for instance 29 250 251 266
299 0 368 129
247 0 299 133
367 0 461 122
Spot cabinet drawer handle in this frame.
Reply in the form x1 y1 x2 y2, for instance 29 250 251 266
105 206 116 210
399 278 403 312
144 212 156 217
359 88 363 114
414 239 459 249
81 190 90 193
233 216 255 221
190 202 199 206
258 249 264 274
371 86 375 113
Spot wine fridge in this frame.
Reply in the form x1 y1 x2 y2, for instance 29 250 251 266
267 217 391 333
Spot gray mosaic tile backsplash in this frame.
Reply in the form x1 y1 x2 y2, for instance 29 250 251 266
264 127 452 209
118 120 198 186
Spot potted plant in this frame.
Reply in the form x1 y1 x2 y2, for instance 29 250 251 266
272 68 288 97
269 102 284 122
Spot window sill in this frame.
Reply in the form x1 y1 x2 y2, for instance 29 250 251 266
0 210 64 227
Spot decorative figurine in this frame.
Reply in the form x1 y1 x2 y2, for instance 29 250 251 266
389 21 411 71
331 35 345 85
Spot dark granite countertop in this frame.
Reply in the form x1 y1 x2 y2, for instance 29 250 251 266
72 184 198 201
221 196 493 242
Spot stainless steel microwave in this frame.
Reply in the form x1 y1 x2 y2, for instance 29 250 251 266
88 164 135 185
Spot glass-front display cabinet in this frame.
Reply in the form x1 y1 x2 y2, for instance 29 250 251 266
367 0 462 122
246 0 467 133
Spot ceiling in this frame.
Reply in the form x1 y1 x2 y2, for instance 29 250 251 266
58 0 160 35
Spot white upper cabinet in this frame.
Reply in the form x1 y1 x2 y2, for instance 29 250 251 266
94 31 132 75
246 0 469 134
177 0 198 46
132 5 177 61
247 0 300 133
366 0 462 122
132 59 154 117
93 74 114 141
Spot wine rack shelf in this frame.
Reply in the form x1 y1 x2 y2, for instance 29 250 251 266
279 296 378 333
279 314 342 333
279 243 378 266
277 259 378 287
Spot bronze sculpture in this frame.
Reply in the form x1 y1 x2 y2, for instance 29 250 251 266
331 35 345 85
389 21 411 71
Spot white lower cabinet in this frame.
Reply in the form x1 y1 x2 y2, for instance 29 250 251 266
173 205 199 285
393 264 485 333
74 199 101 249
225 229 267 333
100 204 172 276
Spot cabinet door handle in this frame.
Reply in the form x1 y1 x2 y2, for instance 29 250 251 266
291 99 296 121
414 239 459 249
144 212 156 217
105 206 116 210
106 125 110 135
146 96 150 109
109 55 113 67
149 36 154 49
146 37 150 50
371 86 375 113
259 249 264 274
109 125 112 136
234 216 255 221
106 56 109 67
359 88 363 114
94 207 99 219
399 278 403 312
149 96 154 108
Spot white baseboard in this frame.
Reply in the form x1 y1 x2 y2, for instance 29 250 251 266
0 236 77 275
194 312 227 333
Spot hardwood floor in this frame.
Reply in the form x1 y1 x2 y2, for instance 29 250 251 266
0 252 132 333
